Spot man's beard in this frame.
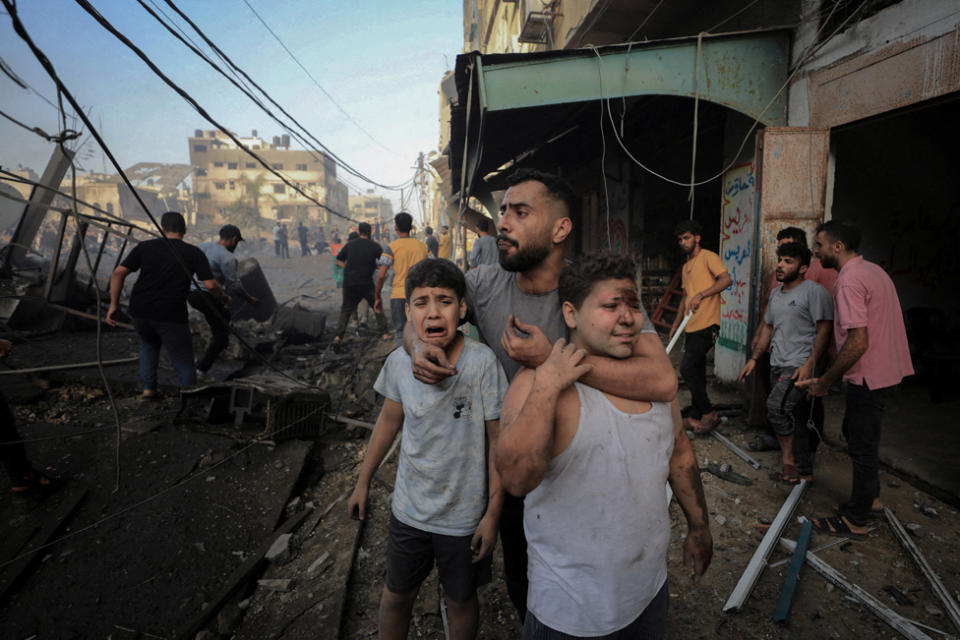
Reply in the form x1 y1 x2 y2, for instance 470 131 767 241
777 269 799 283
818 253 837 269
498 236 550 272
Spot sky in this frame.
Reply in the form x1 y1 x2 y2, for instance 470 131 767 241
0 0 464 216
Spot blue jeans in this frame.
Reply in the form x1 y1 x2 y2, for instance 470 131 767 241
133 317 197 392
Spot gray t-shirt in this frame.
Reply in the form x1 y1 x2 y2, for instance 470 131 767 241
765 279 834 368
469 234 499 267
466 264 656 380
374 339 507 536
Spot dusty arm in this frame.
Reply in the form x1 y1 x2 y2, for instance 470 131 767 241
667 399 713 582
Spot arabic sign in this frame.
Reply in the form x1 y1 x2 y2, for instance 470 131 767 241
715 163 756 382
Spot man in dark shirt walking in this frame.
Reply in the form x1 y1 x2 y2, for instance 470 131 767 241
107 212 227 400
333 222 391 344
297 221 310 256
424 225 439 258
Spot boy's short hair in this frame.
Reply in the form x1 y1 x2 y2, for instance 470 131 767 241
161 211 186 233
475 217 490 233
395 212 414 233
358 222 372 235
816 220 862 253
674 219 702 238
405 259 466 302
776 241 812 266
776 226 808 247
559 252 637 310
425 225 433 235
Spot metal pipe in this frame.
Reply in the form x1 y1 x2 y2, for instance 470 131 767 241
0 356 138 376
665 311 692 354
711 429 761 470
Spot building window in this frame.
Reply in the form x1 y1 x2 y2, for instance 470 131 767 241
106 203 114 214
193 144 206 152
296 163 307 171
227 162 238 170
229 181 236 190
214 161 224 168
273 184 285 194
272 163 283 170
195 168 207 176
245 162 256 169
215 182 226 190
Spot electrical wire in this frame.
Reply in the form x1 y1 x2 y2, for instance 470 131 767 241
69 0 361 224
625 0 665 42
239 0 399 157
0 107 80 143
589 0 868 190
706 0 763 34
155 0 410 191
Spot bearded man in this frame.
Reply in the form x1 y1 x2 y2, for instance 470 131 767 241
403 169 680 622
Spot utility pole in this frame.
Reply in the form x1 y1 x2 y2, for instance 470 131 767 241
418 152 428 227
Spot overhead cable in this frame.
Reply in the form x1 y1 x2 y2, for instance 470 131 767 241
70 0 360 224
239 0 400 157
154 0 410 190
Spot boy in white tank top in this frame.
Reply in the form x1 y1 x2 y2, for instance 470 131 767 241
496 253 713 639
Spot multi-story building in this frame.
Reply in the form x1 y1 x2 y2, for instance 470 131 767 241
187 130 346 229
349 190 395 224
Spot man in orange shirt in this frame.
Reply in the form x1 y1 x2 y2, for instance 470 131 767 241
375 212 429 344
669 220 732 434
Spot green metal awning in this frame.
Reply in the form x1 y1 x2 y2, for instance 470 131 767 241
450 30 790 198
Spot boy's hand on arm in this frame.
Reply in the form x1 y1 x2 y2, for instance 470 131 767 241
347 484 369 521
475 418 504 562
533 338 592 394
471 512 499 562
667 399 713 583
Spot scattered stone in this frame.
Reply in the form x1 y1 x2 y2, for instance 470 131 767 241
886 477 901 488
914 502 939 518
193 542 206 553
925 604 943 617
256 578 293 591
265 533 292 565
357 546 370 561
825 583 835 593
307 551 331 575
715 515 727 526
194 631 212 640
238 598 250 610
905 523 923 537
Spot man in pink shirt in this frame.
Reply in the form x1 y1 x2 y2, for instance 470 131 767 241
799 220 913 539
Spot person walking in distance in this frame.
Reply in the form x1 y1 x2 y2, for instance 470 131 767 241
297 220 310 257
669 219 732 435
333 222 391 344
438 224 452 260
375 212 429 344
468 217 498 268
187 224 258 378
107 212 227 401
424 225 439 258
799 220 913 538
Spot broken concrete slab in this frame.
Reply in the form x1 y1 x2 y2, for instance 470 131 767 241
265 533 292 565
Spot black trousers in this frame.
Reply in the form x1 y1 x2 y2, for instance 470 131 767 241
0 391 30 482
841 382 890 525
680 325 718 419
334 284 387 339
500 493 528 622
187 290 230 373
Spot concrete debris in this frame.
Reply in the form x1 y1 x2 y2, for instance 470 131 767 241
256 578 293 592
914 503 939 519
715 515 727 526
307 551 331 575
265 533 292 565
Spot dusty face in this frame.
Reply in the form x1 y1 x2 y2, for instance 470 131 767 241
497 180 557 272
775 255 805 283
677 232 699 256
406 286 466 349
564 278 643 359
813 230 839 269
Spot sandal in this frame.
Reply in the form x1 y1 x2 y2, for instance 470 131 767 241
810 515 867 540
769 464 800 485
692 415 719 434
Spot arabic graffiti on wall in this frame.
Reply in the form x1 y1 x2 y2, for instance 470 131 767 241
715 163 756 382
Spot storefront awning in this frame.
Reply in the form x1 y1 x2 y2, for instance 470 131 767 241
450 30 790 199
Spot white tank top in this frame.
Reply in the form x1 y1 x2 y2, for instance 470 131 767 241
524 383 674 636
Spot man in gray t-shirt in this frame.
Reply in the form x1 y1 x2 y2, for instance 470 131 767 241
740 243 833 484
468 217 499 268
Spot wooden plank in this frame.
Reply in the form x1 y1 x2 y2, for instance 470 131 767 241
176 507 313 640
0 485 87 604
773 519 812 623
884 506 960 633
780 538 932 640
723 480 806 613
